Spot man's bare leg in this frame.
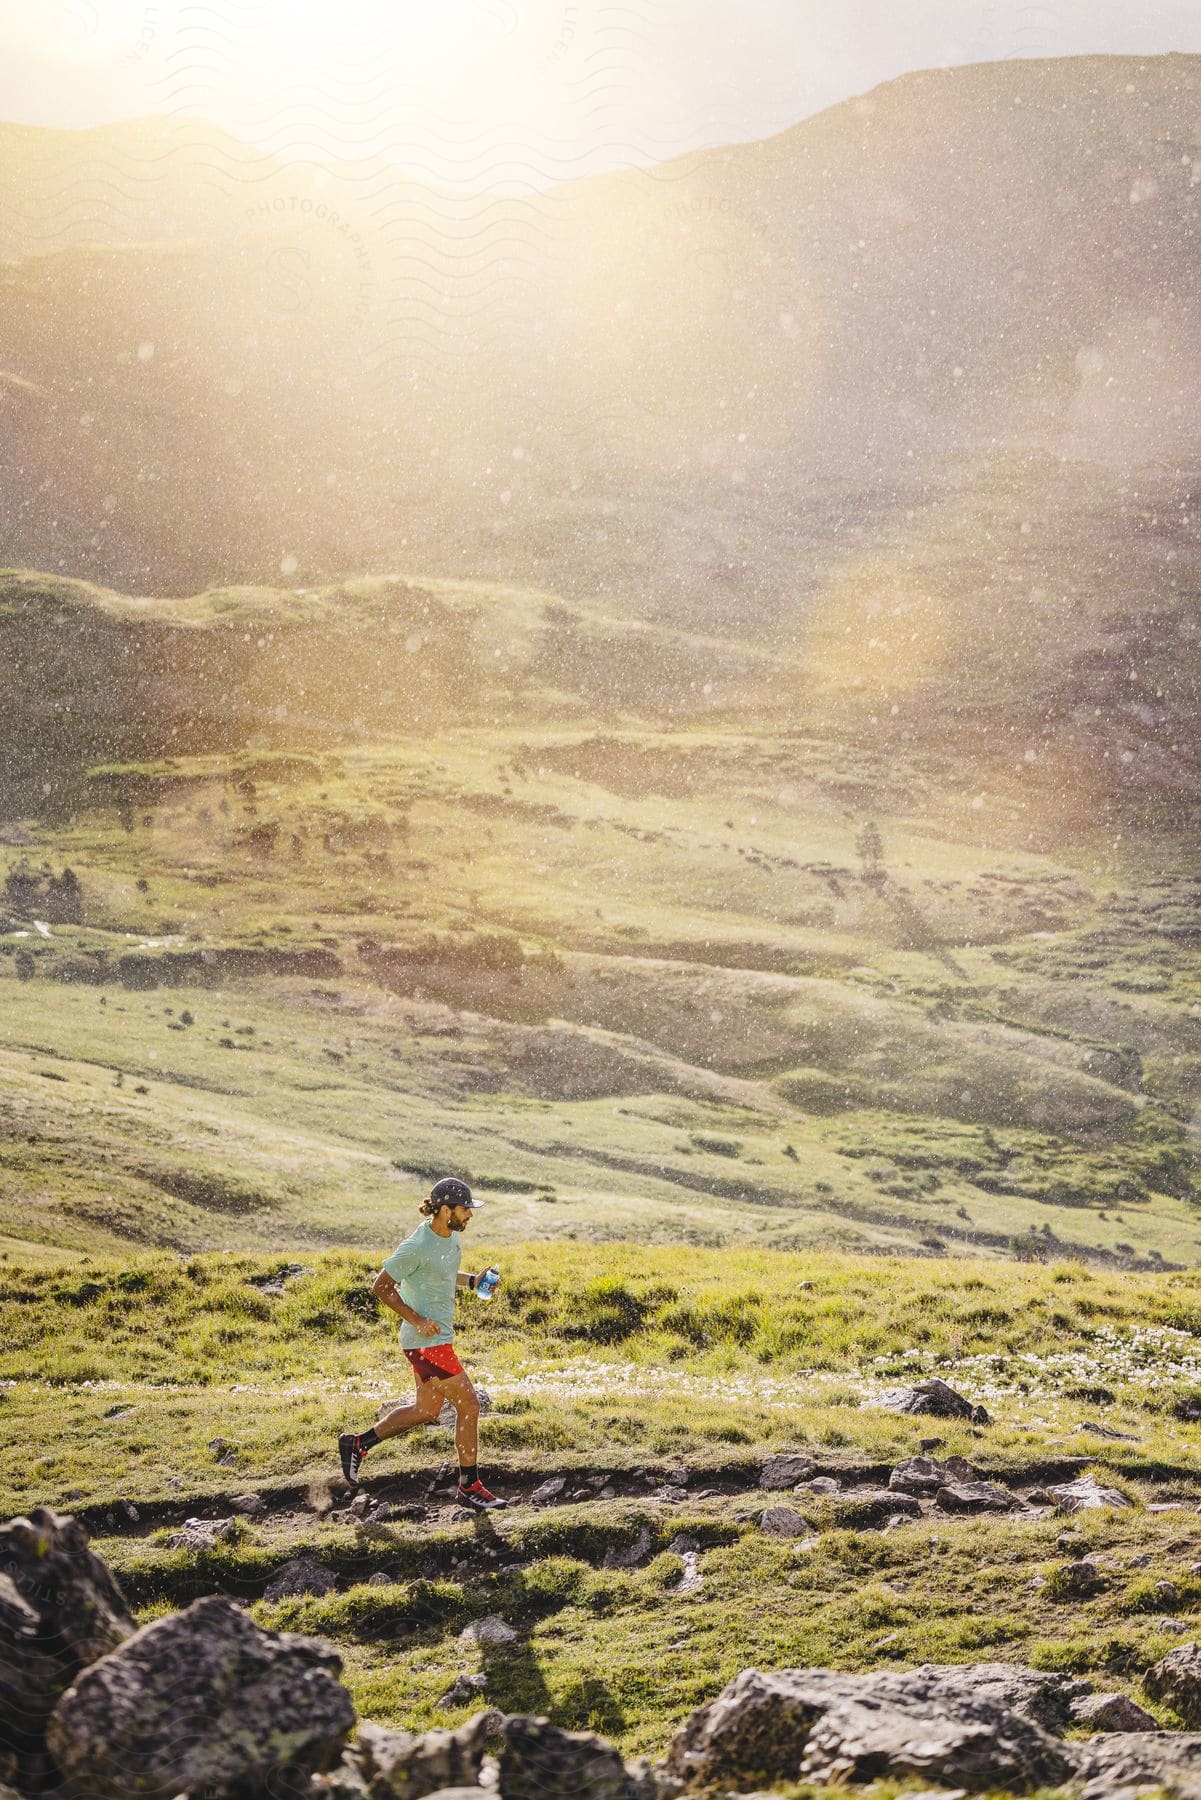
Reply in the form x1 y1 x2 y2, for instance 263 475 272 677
439 1371 480 1468
373 1376 444 1440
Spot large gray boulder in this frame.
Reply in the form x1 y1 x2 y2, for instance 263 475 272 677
353 1711 502 1800
1072 1731 1201 1799
498 1715 653 1800
0 1507 133 1791
878 1378 990 1424
663 1664 1080 1791
798 1687 1072 1790
47 1593 354 1799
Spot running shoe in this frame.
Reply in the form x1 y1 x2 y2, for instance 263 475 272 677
457 1478 506 1510
339 1432 367 1487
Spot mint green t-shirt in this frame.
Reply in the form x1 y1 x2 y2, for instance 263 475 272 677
381 1220 461 1350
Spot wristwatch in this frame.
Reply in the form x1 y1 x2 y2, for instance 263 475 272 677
468 1273 477 1290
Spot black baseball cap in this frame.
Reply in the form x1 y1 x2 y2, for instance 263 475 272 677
430 1176 479 1209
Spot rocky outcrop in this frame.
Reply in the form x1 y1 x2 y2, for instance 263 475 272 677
47 1593 354 1799
663 1663 1086 1792
0 1506 133 1791
1072 1731 1201 1798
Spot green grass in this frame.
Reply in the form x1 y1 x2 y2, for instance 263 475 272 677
9 1241 1201 1784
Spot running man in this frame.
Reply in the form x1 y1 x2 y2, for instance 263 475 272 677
338 1177 505 1510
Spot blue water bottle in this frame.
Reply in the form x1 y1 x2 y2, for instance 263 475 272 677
476 1266 500 1302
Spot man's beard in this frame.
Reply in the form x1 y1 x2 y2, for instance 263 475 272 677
448 1217 469 1232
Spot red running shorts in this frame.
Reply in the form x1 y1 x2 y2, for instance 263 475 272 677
405 1342 465 1383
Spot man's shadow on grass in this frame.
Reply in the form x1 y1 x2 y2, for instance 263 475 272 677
460 1515 627 1736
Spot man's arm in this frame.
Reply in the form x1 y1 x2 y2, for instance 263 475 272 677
372 1268 439 1335
456 1271 477 1290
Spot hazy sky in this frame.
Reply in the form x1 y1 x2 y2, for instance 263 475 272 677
3 0 1201 185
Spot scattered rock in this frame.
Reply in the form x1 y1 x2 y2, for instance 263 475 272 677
435 1673 489 1710
47 1593 354 1800
934 1481 1014 1515
1145 1643 1201 1723
1051 1560 1108 1600
831 1490 922 1527
264 1557 339 1602
1048 1475 1133 1513
878 1378 990 1424
663 1665 1073 1791
672 1552 703 1596
760 1454 817 1489
354 1710 501 1798
797 1476 841 1496
115 1497 140 1523
759 1506 811 1539
919 1437 946 1452
367 1572 395 1589
1076 1419 1140 1442
164 1516 239 1553
1073 1731 1201 1799
889 1455 977 1497
528 1476 567 1505
1070 1692 1159 1732
498 1714 646 1800
603 1526 655 1569
652 1484 688 1503
459 1616 517 1647
230 1493 268 1521
247 1263 314 1296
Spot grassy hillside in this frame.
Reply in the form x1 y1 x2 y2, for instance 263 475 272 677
0 553 1197 1266
8 1244 1201 1766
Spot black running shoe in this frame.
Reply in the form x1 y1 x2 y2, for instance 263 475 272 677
339 1432 366 1487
